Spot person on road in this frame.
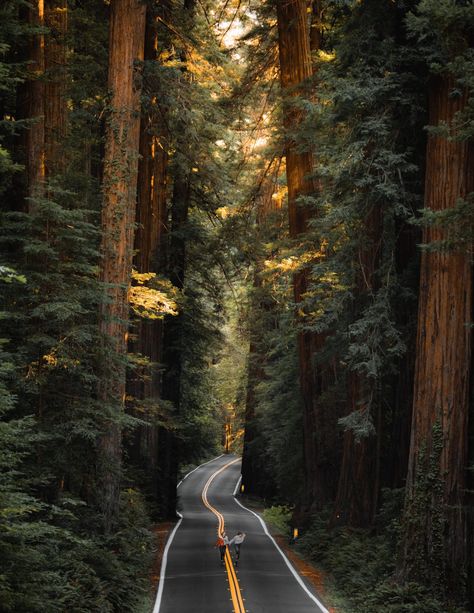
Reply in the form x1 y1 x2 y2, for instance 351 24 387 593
215 531 230 564
230 531 246 561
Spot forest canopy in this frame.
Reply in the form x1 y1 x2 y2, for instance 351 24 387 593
1 0 474 611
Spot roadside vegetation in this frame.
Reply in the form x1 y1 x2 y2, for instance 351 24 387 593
1 1 474 611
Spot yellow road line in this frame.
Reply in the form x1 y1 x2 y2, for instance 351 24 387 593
202 459 246 613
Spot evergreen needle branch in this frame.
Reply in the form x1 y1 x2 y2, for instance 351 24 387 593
237 154 283 218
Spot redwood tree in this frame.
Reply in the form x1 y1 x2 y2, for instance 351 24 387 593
98 0 146 530
158 0 196 518
18 0 68 201
18 0 45 203
242 159 283 497
276 0 337 512
128 5 170 511
44 0 68 176
399 74 473 596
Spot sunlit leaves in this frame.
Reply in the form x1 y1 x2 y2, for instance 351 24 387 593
129 271 178 320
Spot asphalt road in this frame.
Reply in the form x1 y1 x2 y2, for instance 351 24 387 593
154 454 329 613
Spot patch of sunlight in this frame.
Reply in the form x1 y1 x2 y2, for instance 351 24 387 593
318 50 335 62
264 248 326 274
129 270 179 320
43 353 58 366
216 206 231 219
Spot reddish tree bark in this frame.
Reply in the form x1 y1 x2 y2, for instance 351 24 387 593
98 0 146 531
276 0 313 236
399 75 473 595
19 0 45 204
158 0 196 518
310 0 322 65
242 159 282 497
128 9 170 511
44 0 68 176
17 0 68 203
159 157 189 517
276 0 338 512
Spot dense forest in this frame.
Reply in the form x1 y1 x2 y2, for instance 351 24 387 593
1 0 474 611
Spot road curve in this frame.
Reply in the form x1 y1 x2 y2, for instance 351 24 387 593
153 454 329 613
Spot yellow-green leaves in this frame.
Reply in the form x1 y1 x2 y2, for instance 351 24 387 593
129 270 179 319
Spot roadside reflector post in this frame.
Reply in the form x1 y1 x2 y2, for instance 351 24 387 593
289 527 299 545
241 484 245 494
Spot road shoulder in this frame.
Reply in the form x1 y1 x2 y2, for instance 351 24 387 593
236 496 340 613
150 521 176 601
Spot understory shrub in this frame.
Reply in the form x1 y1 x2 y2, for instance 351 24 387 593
262 505 292 537
295 493 467 613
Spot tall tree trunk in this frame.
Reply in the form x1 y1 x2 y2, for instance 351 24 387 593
158 0 196 518
15 2 68 439
128 7 170 511
44 0 68 177
276 0 337 513
309 0 322 65
468 343 474 608
385 220 419 491
160 162 189 517
18 0 45 205
98 0 146 532
242 160 282 497
276 0 313 236
17 0 67 201
399 75 473 597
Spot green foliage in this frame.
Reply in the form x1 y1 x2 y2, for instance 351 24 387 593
297 492 467 613
0 0 27 200
0 265 26 284
301 0 424 435
412 195 474 253
0 183 155 612
262 505 292 536
253 310 305 500
177 215 229 463
0 2 157 609
401 423 449 593
363 581 465 613
235 0 471 608
0 486 153 613
141 0 248 469
129 271 179 319
406 0 474 70
0 267 153 612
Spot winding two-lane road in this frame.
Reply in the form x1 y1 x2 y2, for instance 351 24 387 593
153 455 329 613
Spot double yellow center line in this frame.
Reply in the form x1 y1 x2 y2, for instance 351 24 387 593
201 459 246 613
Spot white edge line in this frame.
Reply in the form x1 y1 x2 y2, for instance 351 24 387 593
232 474 242 497
233 493 330 613
152 454 225 613
152 512 183 613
